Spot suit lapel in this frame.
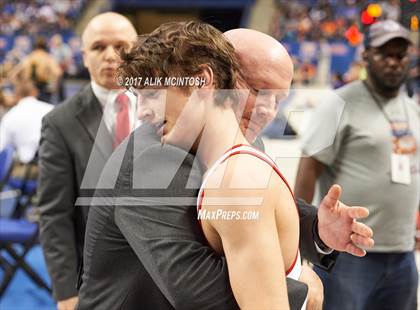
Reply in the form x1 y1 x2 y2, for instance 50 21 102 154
76 85 113 160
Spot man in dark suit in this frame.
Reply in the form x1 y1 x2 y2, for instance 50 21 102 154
78 24 374 309
80 124 311 310
37 12 137 310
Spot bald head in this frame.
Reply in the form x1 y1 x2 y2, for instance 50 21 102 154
224 29 294 142
224 28 293 90
82 12 137 47
82 12 137 89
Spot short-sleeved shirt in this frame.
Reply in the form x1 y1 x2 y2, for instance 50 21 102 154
0 96 53 162
302 80 420 252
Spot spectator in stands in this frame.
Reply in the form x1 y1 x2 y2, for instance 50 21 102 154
4 35 31 66
344 60 365 83
67 37 83 76
10 37 62 102
380 0 401 21
0 77 52 163
37 12 137 310
0 84 17 117
50 34 73 75
406 44 419 102
0 37 7 63
294 20 419 310
331 72 345 89
300 61 317 85
49 34 72 100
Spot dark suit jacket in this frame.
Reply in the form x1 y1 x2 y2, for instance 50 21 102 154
38 84 113 300
79 125 317 309
77 141 175 310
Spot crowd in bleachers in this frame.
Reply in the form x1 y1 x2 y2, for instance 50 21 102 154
0 0 87 117
1 0 77 36
0 0 85 83
272 0 357 43
270 0 405 86
272 0 401 43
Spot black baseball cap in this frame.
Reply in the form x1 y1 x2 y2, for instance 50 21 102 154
364 19 412 48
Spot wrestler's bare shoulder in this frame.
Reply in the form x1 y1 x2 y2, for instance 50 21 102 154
204 153 280 192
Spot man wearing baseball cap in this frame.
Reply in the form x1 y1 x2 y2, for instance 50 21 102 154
295 19 419 310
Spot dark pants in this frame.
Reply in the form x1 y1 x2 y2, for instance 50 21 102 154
314 252 418 310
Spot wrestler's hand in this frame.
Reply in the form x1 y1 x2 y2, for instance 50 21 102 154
299 264 323 310
318 184 374 257
57 296 78 310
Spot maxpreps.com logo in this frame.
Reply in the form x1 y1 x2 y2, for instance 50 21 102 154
197 209 260 221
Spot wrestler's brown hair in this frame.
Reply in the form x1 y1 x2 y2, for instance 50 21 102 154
118 21 239 105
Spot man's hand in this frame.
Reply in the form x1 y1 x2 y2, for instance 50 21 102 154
57 296 78 310
299 264 323 310
318 184 374 257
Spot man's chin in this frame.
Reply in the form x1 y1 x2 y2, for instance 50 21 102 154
383 79 405 91
99 79 120 90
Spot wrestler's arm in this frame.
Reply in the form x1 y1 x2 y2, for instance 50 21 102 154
201 157 297 309
116 144 307 309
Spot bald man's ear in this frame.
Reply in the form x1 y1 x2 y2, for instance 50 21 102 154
81 48 89 69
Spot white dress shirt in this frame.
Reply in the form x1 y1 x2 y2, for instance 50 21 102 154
0 96 53 163
90 81 139 136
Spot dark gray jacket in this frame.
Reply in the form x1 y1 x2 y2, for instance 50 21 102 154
38 84 113 300
78 124 332 309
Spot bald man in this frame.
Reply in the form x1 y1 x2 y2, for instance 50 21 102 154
38 12 137 310
227 28 373 259
225 28 374 309
226 28 294 144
